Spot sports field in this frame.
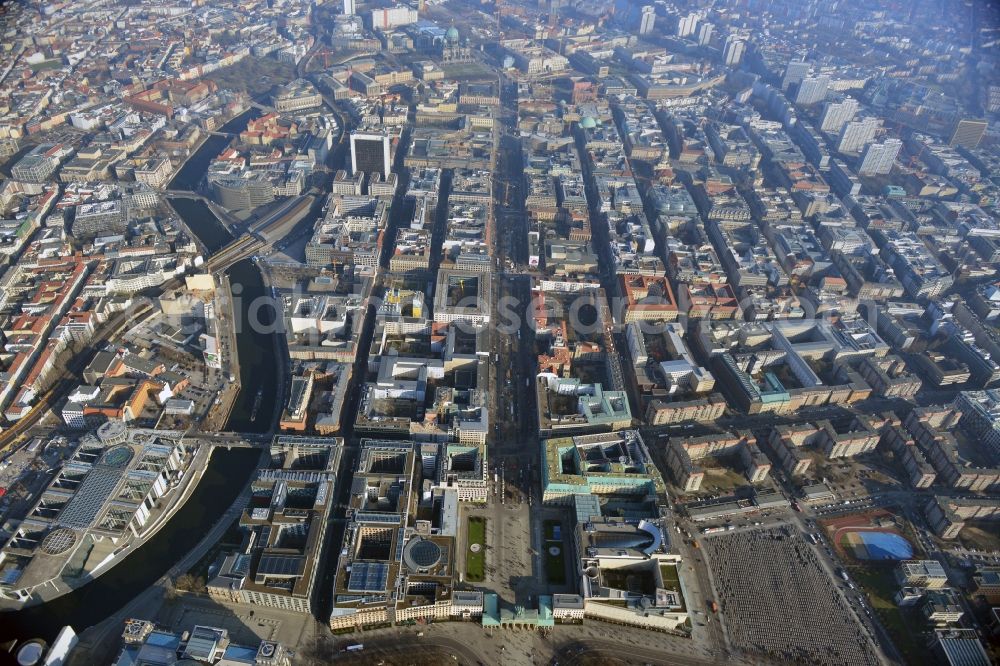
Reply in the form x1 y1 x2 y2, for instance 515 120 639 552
840 529 913 561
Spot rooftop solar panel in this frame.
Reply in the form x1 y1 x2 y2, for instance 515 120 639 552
59 467 125 528
257 555 304 577
232 554 251 576
347 562 388 592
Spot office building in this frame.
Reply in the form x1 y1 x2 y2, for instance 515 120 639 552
11 143 69 182
432 269 491 324
113 620 291 666
677 12 698 38
548 0 562 25
858 138 902 176
328 439 478 630
343 0 355 15
920 588 964 625
541 430 663 504
820 97 859 133
933 629 991 666
211 176 274 210
133 158 172 188
971 567 1000 604
71 200 127 238
208 437 342 614
279 373 314 431
795 75 830 106
0 425 195 606
896 560 949 589
370 5 418 30
503 38 569 74
638 6 655 36
697 22 714 46
838 116 881 154
949 119 987 149
723 36 745 66
988 86 1000 114
350 131 392 177
782 61 811 91
954 390 1000 461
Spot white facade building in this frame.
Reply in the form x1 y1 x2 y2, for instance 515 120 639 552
858 138 902 175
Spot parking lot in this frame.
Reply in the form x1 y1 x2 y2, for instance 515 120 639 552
810 492 888 517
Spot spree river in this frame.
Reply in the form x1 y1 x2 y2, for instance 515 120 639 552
166 107 259 191
167 197 281 434
0 194 281 644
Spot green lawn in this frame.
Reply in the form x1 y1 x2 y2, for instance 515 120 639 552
442 62 493 80
849 564 928 664
30 59 62 72
204 56 297 101
659 563 681 589
466 517 486 582
544 545 566 585
543 520 566 584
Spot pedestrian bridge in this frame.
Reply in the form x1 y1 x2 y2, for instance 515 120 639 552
178 432 272 449
150 429 349 451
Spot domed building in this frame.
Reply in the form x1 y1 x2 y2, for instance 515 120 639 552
580 116 598 130
441 24 473 63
